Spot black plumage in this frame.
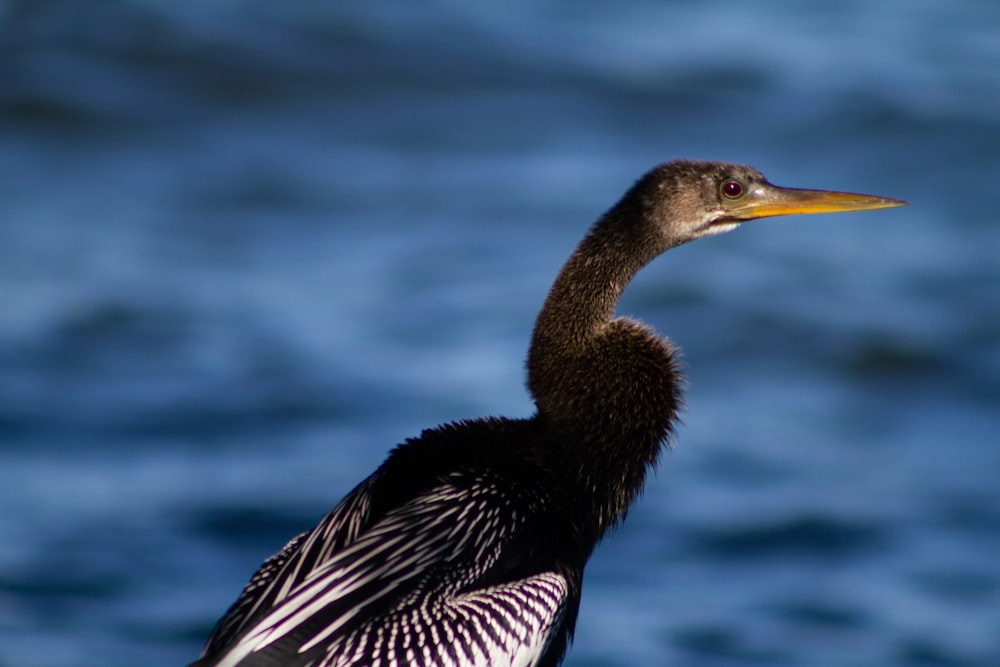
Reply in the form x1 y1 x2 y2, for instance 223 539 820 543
190 160 905 667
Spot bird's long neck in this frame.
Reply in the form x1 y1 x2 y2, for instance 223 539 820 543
528 202 667 405
528 175 687 363
526 207 682 540
531 229 643 355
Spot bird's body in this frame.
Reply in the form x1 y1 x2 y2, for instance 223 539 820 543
191 160 904 667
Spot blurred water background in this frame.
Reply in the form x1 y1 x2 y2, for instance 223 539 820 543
1 1 998 666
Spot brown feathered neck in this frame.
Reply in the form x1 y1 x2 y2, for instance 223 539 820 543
525 164 691 540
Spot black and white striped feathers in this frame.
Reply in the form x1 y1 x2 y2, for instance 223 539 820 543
192 419 587 667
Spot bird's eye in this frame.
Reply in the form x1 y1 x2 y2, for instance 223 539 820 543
721 180 744 199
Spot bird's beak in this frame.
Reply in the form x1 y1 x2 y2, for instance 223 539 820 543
729 184 908 221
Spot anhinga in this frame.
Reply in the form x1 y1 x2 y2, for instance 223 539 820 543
190 159 906 667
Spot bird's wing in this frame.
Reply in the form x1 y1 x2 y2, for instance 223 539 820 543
197 470 385 657
202 471 570 667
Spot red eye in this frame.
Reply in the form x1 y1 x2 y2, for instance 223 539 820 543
722 180 744 198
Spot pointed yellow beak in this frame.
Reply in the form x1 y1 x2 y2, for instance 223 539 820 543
729 184 908 221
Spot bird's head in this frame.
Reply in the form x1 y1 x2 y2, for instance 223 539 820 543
639 160 907 248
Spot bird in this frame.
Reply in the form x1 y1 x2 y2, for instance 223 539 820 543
189 160 906 667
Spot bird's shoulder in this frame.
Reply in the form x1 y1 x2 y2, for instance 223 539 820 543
196 416 582 666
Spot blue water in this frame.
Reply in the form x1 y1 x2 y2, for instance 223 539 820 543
1 1 998 665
